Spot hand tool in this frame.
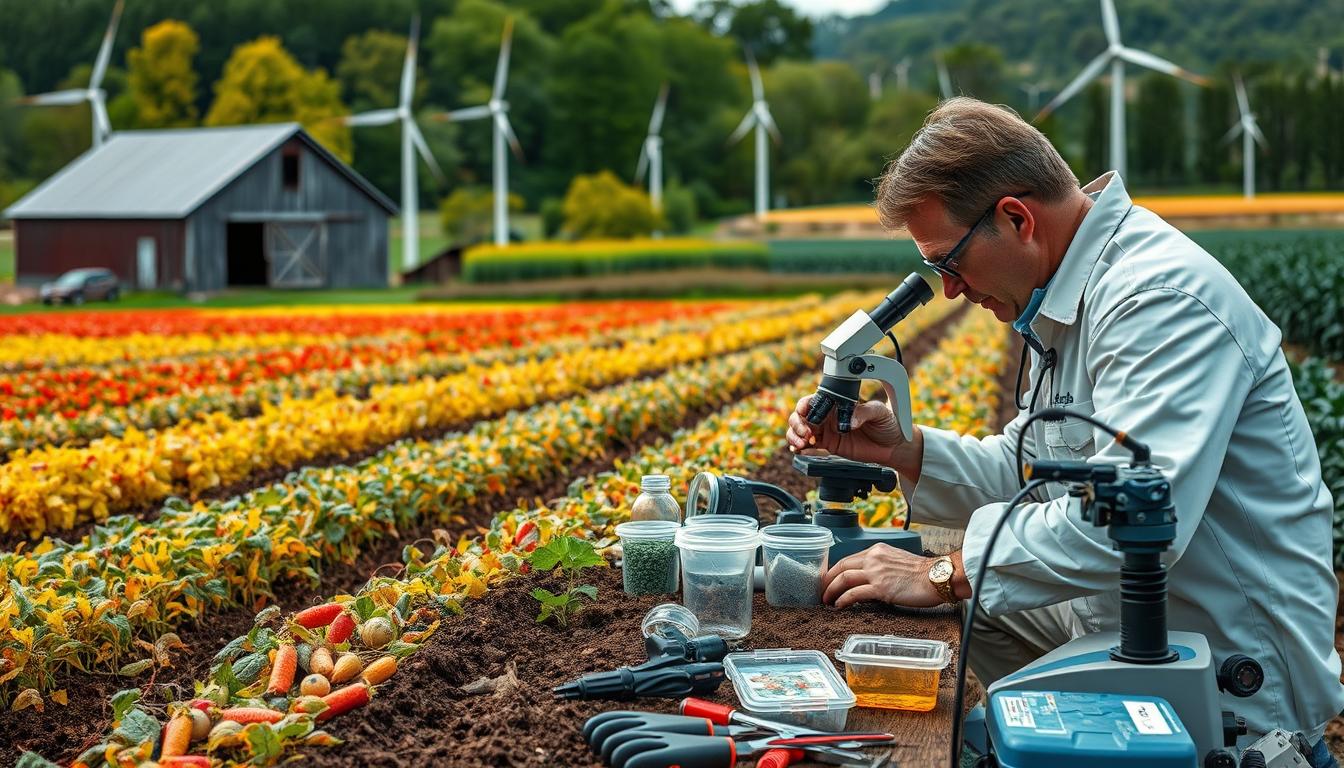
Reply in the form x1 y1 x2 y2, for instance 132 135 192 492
756 746 893 768
604 729 895 768
680 697 895 741
599 724 890 767
555 626 729 701
583 711 748 750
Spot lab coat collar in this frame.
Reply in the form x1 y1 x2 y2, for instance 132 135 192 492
1037 171 1133 326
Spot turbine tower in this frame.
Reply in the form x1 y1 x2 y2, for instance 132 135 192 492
636 83 670 228
935 53 954 99
1021 81 1050 113
16 0 124 149
892 57 912 92
1035 0 1207 180
434 18 522 247
344 16 443 272
1223 75 1266 200
727 48 781 222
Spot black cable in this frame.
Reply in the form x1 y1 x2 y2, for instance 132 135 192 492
949 479 1047 768
1014 406 1151 487
886 330 902 364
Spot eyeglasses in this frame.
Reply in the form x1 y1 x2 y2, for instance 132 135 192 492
921 192 1032 280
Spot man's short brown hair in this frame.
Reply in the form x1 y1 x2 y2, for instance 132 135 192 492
874 97 1079 231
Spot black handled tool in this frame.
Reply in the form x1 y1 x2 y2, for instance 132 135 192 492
606 731 885 768
554 661 725 701
584 712 744 751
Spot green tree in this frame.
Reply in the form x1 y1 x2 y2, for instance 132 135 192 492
127 20 199 128
336 30 412 113
205 36 351 162
562 170 660 239
1196 77 1234 187
695 0 813 65
943 42 1006 104
1133 72 1185 187
439 186 522 245
1082 81 1109 179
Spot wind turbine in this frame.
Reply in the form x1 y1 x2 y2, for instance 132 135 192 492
1021 81 1050 113
1035 0 1207 181
433 18 522 247
1223 75 1266 200
635 83 670 229
935 53 954 99
869 70 883 100
344 16 443 272
16 0 124 150
728 48 781 222
892 57 912 92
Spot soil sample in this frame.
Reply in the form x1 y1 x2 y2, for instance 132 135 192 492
765 552 823 607
622 539 679 595
682 570 754 638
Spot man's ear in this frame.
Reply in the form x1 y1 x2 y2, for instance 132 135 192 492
1003 197 1034 243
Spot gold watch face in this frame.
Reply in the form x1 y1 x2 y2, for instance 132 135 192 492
930 558 954 582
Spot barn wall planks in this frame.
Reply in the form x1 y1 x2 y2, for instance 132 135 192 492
14 219 186 288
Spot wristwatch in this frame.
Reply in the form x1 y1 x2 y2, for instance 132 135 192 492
928 556 958 604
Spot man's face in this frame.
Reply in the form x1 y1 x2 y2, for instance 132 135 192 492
906 196 1031 323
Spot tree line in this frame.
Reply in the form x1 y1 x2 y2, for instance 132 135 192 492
1 0 1341 227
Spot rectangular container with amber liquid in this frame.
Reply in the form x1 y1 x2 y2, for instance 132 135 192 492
836 635 949 712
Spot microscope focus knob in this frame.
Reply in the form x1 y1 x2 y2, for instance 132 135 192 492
1217 655 1264 698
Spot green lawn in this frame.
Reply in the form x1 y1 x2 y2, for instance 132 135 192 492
387 212 543 278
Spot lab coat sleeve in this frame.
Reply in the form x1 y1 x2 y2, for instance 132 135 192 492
958 287 1255 615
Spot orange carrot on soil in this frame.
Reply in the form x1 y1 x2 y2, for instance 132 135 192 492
362 656 398 685
293 603 345 628
161 713 194 757
316 683 370 722
331 653 363 684
218 707 285 724
327 612 356 645
266 644 298 695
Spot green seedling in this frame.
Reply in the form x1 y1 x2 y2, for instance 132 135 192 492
528 535 606 627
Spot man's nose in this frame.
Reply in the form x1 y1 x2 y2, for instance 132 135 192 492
942 274 967 300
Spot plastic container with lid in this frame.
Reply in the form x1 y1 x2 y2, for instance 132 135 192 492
835 634 949 712
615 520 680 595
640 603 700 640
675 526 759 639
630 474 682 523
759 524 833 607
683 513 759 530
723 649 856 732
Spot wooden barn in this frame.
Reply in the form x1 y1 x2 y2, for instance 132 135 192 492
3 123 397 292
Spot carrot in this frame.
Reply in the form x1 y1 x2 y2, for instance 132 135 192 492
310 647 334 677
160 757 211 768
161 713 193 757
316 683 370 722
361 656 397 685
218 707 285 724
331 653 363 684
327 612 355 645
265 644 298 695
293 603 345 628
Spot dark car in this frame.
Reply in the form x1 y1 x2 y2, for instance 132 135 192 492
40 268 121 305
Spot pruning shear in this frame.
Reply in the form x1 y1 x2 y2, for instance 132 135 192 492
603 730 893 768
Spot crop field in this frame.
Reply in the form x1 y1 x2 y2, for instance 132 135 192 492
0 261 1339 765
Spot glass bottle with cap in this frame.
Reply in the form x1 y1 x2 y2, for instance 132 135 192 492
630 474 682 524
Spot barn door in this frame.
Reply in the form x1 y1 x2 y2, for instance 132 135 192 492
266 221 326 287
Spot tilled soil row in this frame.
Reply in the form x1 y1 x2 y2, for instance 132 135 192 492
1 303 969 766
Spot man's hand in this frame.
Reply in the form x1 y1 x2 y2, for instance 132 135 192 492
821 543 946 608
786 392 909 467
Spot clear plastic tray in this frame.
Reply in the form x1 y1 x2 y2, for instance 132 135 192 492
835 634 948 712
723 649 856 732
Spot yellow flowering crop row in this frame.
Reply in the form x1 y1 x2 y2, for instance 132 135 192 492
0 297 843 538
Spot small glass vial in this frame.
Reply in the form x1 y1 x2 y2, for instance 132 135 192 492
630 474 681 524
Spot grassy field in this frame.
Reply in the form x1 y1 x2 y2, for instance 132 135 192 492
387 212 543 277
0 230 13 283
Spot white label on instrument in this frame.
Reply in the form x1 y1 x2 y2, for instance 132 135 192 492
998 696 1036 729
1123 700 1173 735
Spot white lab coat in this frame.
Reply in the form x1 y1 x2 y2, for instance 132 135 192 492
906 172 1344 741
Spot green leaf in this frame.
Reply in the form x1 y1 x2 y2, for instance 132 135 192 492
117 659 154 677
15 751 63 768
244 722 283 761
572 584 599 601
277 716 314 740
109 688 141 722
353 596 376 622
112 708 160 747
231 652 267 687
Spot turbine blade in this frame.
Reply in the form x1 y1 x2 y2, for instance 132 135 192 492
408 120 443 183
400 14 420 110
648 82 669 136
91 0 124 90
1118 47 1208 85
1249 120 1267 147
759 104 782 145
745 47 764 101
493 17 515 101
1234 75 1250 117
435 105 492 122
16 89 88 106
936 55 953 99
1221 122 1243 144
727 110 757 145
345 109 400 126
496 112 523 161
93 95 111 139
1035 51 1111 120
1100 0 1121 47
635 142 650 183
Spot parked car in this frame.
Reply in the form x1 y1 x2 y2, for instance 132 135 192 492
40 268 120 305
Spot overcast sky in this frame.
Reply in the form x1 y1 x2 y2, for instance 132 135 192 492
665 0 887 19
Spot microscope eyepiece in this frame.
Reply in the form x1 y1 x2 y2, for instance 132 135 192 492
869 272 934 331
806 391 835 425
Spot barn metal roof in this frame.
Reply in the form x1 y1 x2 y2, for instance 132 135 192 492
3 123 397 219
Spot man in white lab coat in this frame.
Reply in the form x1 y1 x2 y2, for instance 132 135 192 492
786 98 1343 764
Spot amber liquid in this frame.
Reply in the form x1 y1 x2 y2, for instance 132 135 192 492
846 666 939 712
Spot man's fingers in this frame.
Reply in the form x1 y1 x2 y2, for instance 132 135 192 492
833 584 883 609
823 550 868 584
822 568 870 605
794 395 813 417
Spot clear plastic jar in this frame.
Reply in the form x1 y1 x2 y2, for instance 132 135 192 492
675 526 760 639
616 520 680 596
630 474 682 524
760 524 833 607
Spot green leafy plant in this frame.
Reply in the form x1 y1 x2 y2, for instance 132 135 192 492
528 535 605 627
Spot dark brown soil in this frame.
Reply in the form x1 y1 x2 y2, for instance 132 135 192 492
295 564 961 768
